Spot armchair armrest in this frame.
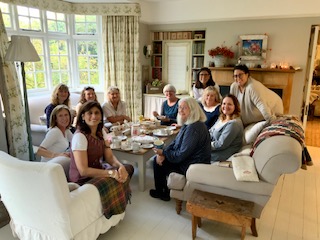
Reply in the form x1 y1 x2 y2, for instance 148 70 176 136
167 172 186 190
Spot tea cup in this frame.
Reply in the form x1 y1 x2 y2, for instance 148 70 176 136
132 142 141 153
112 137 121 149
154 140 164 149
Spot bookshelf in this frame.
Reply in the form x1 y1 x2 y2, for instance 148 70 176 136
191 30 206 83
150 30 206 83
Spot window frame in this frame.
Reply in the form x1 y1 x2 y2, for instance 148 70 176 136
1 2 104 94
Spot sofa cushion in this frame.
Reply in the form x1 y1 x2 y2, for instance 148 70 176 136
231 155 259 182
186 164 274 196
243 121 266 145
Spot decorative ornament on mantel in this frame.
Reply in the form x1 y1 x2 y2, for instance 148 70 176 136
208 43 235 67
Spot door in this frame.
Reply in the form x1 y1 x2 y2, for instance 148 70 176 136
162 41 191 94
302 25 319 129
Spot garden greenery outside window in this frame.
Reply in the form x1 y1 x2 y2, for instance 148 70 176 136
0 2 103 93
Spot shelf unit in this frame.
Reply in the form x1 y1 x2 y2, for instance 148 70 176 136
191 30 206 83
150 30 206 82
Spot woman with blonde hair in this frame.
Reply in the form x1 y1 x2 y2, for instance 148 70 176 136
44 83 71 129
209 94 243 162
150 97 211 201
153 84 179 126
37 105 73 176
200 86 221 129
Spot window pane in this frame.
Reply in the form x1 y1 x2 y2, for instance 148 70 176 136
79 71 89 84
78 56 87 69
46 11 67 33
17 6 41 31
89 56 98 69
90 72 99 84
0 3 12 28
74 14 97 34
36 72 46 88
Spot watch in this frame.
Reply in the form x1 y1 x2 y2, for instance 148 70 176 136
108 170 114 178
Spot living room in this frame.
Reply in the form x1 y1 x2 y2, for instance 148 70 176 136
1 0 320 239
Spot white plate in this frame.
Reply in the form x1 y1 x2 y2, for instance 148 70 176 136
168 126 176 130
141 143 154 149
121 146 133 151
152 130 173 137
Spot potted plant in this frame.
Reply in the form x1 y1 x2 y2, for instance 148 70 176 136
208 43 234 67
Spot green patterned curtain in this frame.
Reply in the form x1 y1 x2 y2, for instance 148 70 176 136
0 10 30 160
103 16 142 121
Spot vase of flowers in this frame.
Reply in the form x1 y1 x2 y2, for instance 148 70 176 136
208 44 234 67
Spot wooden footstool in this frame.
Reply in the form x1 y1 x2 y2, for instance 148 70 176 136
186 190 258 240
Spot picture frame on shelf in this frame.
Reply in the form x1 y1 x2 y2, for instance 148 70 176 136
238 34 268 60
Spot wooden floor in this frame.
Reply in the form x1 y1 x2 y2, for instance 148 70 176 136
1 146 319 240
305 116 320 147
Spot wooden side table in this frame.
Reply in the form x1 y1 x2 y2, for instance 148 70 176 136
186 190 258 240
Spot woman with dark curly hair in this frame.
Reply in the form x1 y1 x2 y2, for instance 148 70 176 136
193 67 220 101
73 86 98 125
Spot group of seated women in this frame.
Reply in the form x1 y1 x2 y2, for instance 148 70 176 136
149 64 284 201
39 84 134 218
38 64 284 207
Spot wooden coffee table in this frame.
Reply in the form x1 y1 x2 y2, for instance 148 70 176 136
186 189 258 240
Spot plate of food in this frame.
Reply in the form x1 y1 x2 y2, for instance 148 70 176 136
132 135 158 144
141 143 154 149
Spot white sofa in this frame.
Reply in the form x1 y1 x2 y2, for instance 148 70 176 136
28 93 80 147
0 151 125 240
168 116 303 221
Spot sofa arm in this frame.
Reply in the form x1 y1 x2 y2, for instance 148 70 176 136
167 172 186 190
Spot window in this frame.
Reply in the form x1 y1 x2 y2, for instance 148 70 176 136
75 15 97 34
26 38 46 89
46 11 67 33
17 5 41 31
0 2 103 92
0 2 12 28
76 40 99 85
49 39 71 86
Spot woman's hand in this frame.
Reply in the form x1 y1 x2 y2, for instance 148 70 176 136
156 155 165 166
153 148 163 156
117 165 129 183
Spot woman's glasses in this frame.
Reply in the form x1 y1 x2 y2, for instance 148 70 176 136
233 73 245 79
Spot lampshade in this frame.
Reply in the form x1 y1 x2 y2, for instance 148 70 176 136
5 35 40 62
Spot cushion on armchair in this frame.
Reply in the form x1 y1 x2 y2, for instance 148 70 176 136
231 155 259 182
167 172 186 190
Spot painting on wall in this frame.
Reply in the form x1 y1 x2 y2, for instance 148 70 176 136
239 34 268 60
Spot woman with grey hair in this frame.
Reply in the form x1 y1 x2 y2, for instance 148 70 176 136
153 84 179 126
102 86 131 124
150 97 211 201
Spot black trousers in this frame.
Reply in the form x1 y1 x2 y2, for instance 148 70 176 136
152 156 184 193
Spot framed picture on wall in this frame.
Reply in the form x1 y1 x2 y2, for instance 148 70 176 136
239 34 268 60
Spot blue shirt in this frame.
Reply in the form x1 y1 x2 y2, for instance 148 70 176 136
161 99 179 126
200 103 220 129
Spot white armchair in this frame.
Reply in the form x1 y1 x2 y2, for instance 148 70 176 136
0 151 125 240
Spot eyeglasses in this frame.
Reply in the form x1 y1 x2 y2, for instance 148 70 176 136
233 73 245 79
178 106 188 111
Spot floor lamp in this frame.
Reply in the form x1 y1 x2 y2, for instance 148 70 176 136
5 35 40 161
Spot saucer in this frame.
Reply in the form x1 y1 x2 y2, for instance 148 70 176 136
141 143 153 149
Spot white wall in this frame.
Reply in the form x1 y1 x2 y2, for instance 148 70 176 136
145 17 320 116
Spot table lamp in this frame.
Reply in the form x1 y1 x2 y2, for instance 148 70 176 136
5 35 40 161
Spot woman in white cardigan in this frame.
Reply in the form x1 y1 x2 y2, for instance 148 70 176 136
230 64 283 127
